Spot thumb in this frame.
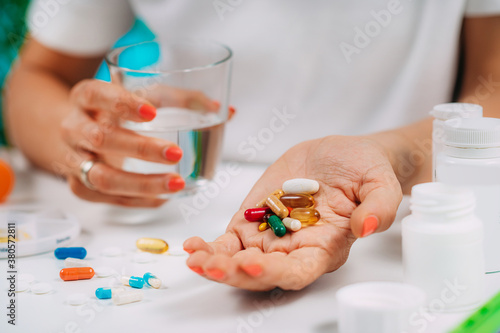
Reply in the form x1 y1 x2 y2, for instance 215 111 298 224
350 182 403 238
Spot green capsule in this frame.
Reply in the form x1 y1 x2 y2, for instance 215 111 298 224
267 215 286 237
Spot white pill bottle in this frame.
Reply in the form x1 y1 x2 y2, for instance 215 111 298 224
430 103 482 181
402 182 484 311
436 117 500 273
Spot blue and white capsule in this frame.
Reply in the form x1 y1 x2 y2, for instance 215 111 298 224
54 247 87 260
120 276 144 289
143 272 162 289
95 287 125 300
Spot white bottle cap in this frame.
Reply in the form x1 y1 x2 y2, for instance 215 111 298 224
430 103 483 121
336 282 425 333
444 118 500 158
410 182 475 217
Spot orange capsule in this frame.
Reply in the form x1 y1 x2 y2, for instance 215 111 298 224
60 267 95 281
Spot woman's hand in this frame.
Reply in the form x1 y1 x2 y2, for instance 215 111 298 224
61 79 219 207
183 136 403 290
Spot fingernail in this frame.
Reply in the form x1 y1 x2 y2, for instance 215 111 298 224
189 266 203 274
167 177 185 191
242 264 262 277
205 268 225 280
139 104 156 120
229 105 236 114
164 146 183 162
361 215 379 237
183 248 194 254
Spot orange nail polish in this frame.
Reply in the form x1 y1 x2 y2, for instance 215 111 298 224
229 106 236 114
205 268 225 280
183 248 194 254
168 177 185 191
189 266 203 274
242 264 262 277
165 146 183 162
139 104 156 120
361 215 379 237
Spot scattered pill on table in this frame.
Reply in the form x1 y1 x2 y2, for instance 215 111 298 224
120 276 144 289
54 247 87 260
31 283 53 294
136 238 169 254
113 290 143 306
143 272 162 289
95 287 125 300
15 281 30 293
67 293 89 306
65 258 90 268
60 267 95 281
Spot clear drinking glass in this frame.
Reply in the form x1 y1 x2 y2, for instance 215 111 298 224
105 40 232 198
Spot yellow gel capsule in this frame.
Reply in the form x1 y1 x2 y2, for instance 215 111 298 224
258 222 269 232
290 208 320 224
136 238 169 254
279 194 315 208
256 189 284 208
266 195 289 219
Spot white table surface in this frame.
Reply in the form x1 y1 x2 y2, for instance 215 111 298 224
1 155 499 333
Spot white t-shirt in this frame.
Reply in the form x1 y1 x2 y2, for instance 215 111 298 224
27 0 500 164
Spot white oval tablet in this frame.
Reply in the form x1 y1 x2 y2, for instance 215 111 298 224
133 252 153 263
94 267 116 278
31 283 53 294
67 293 89 306
16 281 30 293
18 273 35 284
282 178 319 195
101 247 122 257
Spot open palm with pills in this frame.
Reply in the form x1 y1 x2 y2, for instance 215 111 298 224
184 135 403 291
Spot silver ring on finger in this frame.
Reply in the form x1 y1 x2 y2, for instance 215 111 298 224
79 159 97 191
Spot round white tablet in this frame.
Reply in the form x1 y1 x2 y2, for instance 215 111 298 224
18 273 35 284
94 267 116 278
101 247 122 257
31 283 53 294
67 293 89 306
133 252 153 263
15 281 30 293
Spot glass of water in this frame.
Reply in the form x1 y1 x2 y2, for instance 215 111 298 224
105 40 232 198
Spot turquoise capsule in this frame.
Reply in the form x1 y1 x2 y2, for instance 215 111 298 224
54 247 87 260
143 272 162 289
120 276 144 289
267 215 286 237
95 287 124 299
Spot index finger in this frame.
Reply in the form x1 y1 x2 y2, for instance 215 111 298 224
70 79 157 122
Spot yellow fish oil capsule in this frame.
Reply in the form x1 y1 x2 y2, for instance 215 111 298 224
136 238 169 254
266 194 289 219
290 208 320 224
256 189 284 208
279 194 315 208
258 222 269 232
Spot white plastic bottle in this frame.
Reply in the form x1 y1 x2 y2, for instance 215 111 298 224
402 182 484 311
436 117 500 273
430 103 482 181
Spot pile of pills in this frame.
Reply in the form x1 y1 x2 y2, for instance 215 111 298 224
49 238 169 306
244 178 321 237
